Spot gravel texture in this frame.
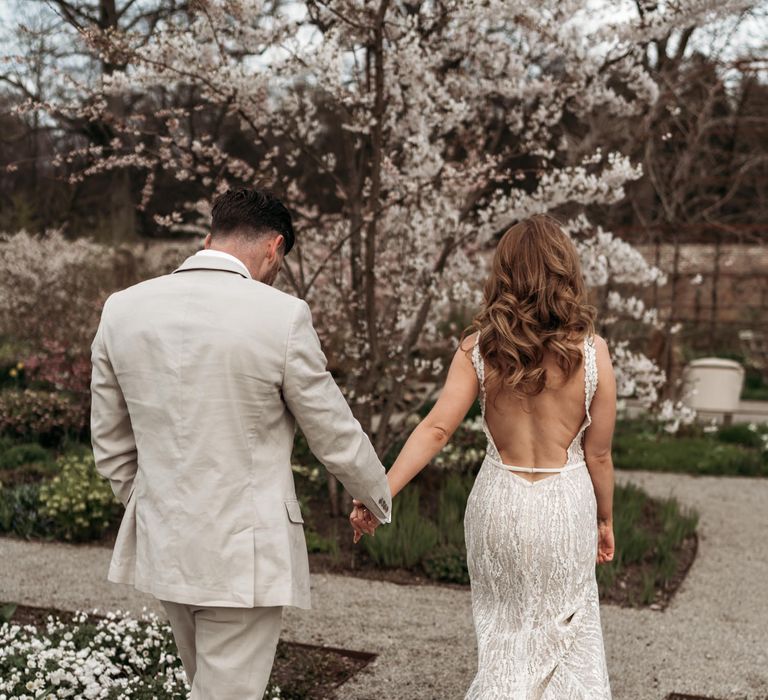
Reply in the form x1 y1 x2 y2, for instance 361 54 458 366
1 470 766 700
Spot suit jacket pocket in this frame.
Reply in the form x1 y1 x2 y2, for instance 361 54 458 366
284 499 304 524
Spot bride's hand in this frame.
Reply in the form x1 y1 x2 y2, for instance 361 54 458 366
349 499 379 544
596 519 614 565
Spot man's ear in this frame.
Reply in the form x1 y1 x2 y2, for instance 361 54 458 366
268 234 285 259
203 233 213 249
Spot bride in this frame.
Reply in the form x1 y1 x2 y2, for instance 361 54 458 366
352 215 615 698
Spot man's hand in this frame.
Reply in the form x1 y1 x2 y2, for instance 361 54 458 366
349 499 381 544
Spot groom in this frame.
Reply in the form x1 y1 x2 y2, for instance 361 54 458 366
90 188 391 698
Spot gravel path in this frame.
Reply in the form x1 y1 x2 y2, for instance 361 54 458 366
2 470 767 700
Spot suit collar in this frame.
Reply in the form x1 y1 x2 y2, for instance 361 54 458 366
173 254 251 279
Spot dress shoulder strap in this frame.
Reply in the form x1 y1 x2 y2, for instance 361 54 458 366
471 334 485 384
584 335 599 411
471 334 487 414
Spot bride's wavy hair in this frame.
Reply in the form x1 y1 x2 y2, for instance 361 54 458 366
468 215 595 397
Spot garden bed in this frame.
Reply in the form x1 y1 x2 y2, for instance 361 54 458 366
0 603 374 700
302 476 699 610
0 428 702 612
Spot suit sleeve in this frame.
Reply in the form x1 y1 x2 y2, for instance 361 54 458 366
90 305 138 507
282 300 391 523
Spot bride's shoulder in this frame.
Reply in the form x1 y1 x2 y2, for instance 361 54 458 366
590 334 609 354
458 331 480 354
589 335 615 377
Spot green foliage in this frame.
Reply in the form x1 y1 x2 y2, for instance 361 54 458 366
715 423 765 449
422 473 473 584
596 483 698 604
363 474 472 584
0 603 16 623
697 443 764 476
422 545 469 585
38 453 121 542
0 389 87 446
613 420 768 476
305 529 339 556
0 441 57 486
0 482 53 539
435 473 472 547
0 442 52 470
0 449 120 542
743 369 768 401
363 488 439 569
609 483 652 568
0 358 27 389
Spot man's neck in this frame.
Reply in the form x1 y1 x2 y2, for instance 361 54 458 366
198 249 253 278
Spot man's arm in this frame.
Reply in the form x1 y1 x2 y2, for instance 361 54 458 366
90 307 138 507
282 300 391 523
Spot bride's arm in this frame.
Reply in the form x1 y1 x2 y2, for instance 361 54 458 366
583 336 616 542
387 337 479 499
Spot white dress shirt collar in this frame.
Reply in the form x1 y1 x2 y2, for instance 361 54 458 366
194 249 252 279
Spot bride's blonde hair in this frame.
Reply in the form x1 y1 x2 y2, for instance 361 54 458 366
468 215 595 397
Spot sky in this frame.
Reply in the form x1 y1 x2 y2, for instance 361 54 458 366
0 0 765 78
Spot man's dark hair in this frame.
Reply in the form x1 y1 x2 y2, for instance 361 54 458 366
211 188 295 254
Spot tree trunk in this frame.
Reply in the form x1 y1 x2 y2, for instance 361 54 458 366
109 167 137 243
709 231 721 353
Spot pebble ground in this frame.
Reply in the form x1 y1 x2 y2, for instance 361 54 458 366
2 470 766 700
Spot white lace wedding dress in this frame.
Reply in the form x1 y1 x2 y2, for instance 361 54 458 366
464 335 611 699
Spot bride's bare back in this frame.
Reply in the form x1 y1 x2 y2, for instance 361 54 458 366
484 345 589 480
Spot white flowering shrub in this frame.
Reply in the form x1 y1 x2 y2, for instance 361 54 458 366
13 1 756 448
655 399 698 435
0 609 283 700
0 610 189 699
0 231 113 361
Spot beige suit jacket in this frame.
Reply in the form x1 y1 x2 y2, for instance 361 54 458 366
90 253 391 609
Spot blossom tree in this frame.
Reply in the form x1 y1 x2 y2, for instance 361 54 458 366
12 0 759 473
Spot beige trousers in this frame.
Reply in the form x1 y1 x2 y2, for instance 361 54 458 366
161 600 283 699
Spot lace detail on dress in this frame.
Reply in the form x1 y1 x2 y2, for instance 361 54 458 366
471 339 503 464
565 334 598 466
464 333 611 699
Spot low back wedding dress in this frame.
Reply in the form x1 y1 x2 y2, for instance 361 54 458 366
464 334 611 699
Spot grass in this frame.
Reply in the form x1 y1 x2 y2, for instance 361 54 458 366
613 420 768 477
597 483 699 606
363 487 439 569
